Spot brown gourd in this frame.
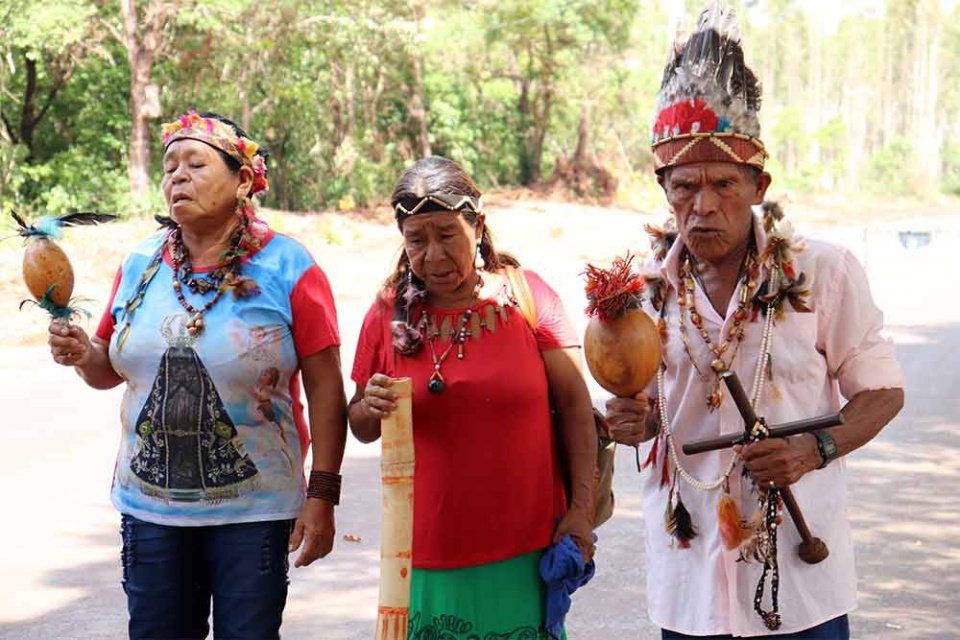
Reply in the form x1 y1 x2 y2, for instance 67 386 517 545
22 237 75 308
8 211 116 317
585 307 661 397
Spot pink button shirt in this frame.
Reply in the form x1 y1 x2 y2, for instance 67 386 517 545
638 218 902 636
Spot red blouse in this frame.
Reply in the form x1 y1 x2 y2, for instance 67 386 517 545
351 269 579 569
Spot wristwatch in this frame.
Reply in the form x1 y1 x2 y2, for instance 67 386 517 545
813 430 838 469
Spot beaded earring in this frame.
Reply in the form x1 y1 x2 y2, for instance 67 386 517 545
474 241 484 272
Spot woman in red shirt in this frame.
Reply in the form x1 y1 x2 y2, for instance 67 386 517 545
349 156 597 637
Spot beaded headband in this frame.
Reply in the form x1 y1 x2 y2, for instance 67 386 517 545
161 110 269 196
393 193 482 221
651 4 767 173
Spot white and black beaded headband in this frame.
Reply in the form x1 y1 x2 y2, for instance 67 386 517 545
393 194 482 221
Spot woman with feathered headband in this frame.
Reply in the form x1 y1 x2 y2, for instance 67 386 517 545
46 110 348 639
349 156 599 638
600 3 903 639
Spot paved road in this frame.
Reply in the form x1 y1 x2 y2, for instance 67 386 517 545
0 219 957 639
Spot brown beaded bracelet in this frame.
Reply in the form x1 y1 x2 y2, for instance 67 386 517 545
307 470 342 505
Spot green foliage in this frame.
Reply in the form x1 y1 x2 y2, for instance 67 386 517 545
865 137 919 196
942 141 960 196
1 0 959 213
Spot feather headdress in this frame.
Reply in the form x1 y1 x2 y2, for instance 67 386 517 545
651 2 767 172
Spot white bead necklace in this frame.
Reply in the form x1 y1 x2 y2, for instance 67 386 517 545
657 301 776 491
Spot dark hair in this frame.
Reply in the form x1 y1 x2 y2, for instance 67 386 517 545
197 111 270 177
741 165 762 184
661 163 763 186
384 156 518 354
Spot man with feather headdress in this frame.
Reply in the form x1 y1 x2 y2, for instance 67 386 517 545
601 4 904 638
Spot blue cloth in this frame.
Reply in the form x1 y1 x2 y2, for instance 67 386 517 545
539 534 596 640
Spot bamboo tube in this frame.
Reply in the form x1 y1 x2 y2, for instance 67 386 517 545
375 377 414 640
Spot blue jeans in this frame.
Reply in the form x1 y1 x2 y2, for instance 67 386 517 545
661 615 850 639
120 514 294 640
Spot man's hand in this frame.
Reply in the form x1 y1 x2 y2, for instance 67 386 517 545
737 434 821 488
289 498 335 567
604 393 656 447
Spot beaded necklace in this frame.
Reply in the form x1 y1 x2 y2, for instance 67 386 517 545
643 215 808 633
678 248 761 410
425 309 474 393
169 222 245 295
167 223 247 337
420 275 484 394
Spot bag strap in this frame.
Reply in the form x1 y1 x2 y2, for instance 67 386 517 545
505 265 538 333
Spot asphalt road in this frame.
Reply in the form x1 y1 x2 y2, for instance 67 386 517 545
0 219 957 639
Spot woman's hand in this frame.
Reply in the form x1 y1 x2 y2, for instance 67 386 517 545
604 393 656 447
362 373 398 419
289 498 336 567
553 506 595 563
48 320 93 367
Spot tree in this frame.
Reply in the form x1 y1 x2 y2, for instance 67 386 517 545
475 0 638 186
111 0 176 200
1 0 104 161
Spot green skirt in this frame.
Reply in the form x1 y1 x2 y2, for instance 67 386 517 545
407 550 565 640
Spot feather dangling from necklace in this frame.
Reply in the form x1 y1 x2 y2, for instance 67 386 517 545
665 486 698 549
717 492 752 550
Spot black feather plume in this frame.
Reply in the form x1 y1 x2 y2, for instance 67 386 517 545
656 4 763 137
154 215 178 229
55 212 118 227
8 210 116 240
665 491 698 549
11 211 28 230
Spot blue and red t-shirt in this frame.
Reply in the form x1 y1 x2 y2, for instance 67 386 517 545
352 269 578 569
97 220 339 526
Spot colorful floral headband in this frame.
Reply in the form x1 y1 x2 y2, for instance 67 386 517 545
393 193 482 221
161 110 269 196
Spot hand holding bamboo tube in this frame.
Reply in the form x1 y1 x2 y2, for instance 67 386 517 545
375 377 414 640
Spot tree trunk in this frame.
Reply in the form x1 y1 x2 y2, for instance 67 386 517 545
5 55 72 162
526 26 555 186
917 0 941 185
120 0 159 201
572 99 589 165
409 52 431 158
807 20 822 168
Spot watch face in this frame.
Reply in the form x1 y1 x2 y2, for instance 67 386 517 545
817 431 838 466
823 439 838 457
